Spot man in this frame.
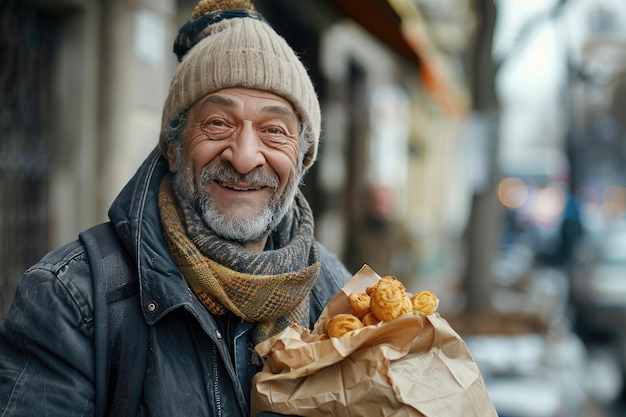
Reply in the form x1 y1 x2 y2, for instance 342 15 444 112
0 1 351 416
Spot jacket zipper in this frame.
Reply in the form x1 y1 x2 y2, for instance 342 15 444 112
212 338 222 416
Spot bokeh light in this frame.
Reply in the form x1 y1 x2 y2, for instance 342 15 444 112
498 176 529 209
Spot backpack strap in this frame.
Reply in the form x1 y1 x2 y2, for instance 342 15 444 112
80 222 149 417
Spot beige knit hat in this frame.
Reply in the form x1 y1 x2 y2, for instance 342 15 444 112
160 0 321 172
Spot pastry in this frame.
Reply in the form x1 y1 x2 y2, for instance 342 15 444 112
411 290 439 315
362 311 381 326
401 294 413 315
348 293 371 320
324 313 364 338
369 276 410 322
366 275 404 296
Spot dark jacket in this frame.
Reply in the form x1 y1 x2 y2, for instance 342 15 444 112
0 148 351 417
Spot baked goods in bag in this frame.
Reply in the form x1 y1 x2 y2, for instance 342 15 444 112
322 274 440 339
251 265 498 417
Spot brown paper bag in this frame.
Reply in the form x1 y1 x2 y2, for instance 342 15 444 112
251 265 498 417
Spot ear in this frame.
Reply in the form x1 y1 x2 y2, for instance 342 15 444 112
165 145 178 173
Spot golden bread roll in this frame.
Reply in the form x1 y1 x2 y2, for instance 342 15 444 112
362 311 381 326
366 275 404 296
400 294 413 316
348 293 371 320
324 313 364 338
411 290 439 315
369 277 409 322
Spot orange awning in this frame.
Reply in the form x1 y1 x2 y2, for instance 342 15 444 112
329 0 468 118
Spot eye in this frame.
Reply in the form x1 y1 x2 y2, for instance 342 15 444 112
265 126 285 135
260 125 290 140
209 119 225 126
201 118 233 140
259 125 297 149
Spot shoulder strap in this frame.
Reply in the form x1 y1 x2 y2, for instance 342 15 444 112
80 222 149 417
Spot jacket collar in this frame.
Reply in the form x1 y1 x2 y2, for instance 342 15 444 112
107 147 208 326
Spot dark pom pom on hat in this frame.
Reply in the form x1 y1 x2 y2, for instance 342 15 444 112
174 0 266 62
191 0 255 20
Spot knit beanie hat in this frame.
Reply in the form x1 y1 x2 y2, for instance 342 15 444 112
160 0 321 172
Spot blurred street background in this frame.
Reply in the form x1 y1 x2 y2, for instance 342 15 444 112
3 0 626 416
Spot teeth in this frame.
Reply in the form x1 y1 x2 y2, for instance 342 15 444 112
218 181 261 191
231 185 261 191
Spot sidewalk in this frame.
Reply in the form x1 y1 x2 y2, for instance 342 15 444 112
578 396 612 417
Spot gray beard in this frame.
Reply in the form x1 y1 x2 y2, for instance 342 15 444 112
173 159 300 243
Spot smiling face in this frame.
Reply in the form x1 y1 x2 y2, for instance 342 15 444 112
166 87 304 250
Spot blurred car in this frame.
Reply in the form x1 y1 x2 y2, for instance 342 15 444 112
572 227 626 308
571 226 626 331
570 225 626 394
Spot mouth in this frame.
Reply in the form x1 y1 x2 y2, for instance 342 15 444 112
216 180 265 191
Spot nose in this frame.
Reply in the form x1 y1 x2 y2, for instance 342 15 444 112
222 123 265 174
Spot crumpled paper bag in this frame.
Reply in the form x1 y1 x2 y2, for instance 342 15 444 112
251 265 498 417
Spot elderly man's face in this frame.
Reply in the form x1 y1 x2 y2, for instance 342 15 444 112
166 87 302 244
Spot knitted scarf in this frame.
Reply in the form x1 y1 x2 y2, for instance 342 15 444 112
158 175 320 347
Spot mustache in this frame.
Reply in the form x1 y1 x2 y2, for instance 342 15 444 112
199 162 281 190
